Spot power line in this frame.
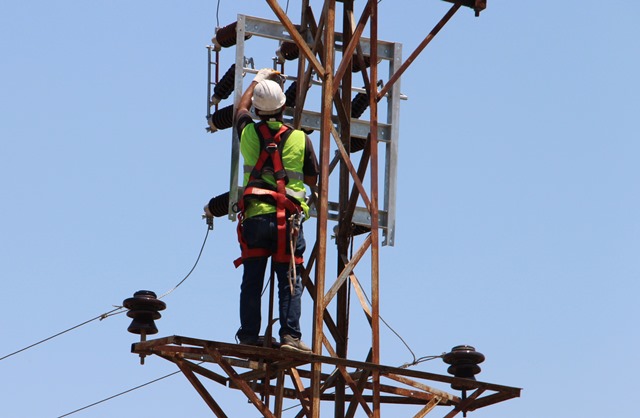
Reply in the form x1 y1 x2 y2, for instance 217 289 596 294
56 367 190 417
0 306 125 362
158 225 211 299
1 226 211 362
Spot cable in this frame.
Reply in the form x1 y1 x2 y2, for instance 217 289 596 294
215 0 221 28
158 226 211 299
56 363 202 418
0 306 125 362
352 270 421 366
1 226 211 362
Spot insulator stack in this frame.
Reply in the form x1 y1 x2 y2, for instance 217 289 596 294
276 41 300 62
351 224 371 237
285 81 298 108
212 21 252 49
351 92 370 119
207 192 231 217
442 0 486 17
333 223 371 238
350 136 368 153
352 55 372 72
443 345 486 390
207 104 234 132
211 64 236 105
123 290 166 337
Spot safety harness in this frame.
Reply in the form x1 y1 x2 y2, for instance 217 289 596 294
234 122 304 273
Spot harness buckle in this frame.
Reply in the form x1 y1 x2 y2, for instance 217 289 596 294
265 142 278 154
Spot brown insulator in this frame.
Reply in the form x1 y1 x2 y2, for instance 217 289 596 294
212 64 236 105
350 133 369 153
350 224 371 237
284 81 298 108
208 104 234 131
351 92 370 119
123 290 166 336
443 345 485 390
277 41 300 61
351 55 372 73
207 192 231 217
213 21 252 49
442 0 486 16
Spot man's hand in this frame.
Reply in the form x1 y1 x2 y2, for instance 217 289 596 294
253 68 277 84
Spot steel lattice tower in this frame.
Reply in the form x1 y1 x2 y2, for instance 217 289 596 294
130 1 521 417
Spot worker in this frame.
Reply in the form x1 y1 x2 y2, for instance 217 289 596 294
205 69 318 353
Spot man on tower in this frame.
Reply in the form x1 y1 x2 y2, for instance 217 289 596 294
205 69 318 352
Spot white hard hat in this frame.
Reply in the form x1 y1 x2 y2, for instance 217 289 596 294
252 79 286 114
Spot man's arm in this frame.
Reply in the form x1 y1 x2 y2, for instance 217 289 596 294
236 81 256 116
235 68 279 136
303 136 319 188
304 175 318 188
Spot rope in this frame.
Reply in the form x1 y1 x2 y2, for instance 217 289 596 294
287 213 301 295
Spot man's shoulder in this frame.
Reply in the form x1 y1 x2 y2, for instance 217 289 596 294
237 109 256 135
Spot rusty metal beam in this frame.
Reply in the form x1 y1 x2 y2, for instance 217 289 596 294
442 388 485 418
345 136 371 227
294 4 323 129
175 359 229 418
265 0 325 78
207 346 277 418
311 1 336 415
323 234 372 309
133 336 520 394
289 367 313 417
413 398 440 418
346 269 373 323
384 373 456 403
368 2 382 418
377 2 461 102
332 0 372 96
330 124 371 209
466 390 520 410
345 349 373 418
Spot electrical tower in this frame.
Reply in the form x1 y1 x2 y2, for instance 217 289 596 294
129 1 521 417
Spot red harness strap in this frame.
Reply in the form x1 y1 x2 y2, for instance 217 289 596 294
234 123 303 268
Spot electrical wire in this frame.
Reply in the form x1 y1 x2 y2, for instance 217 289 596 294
158 226 211 299
345 247 434 368
1 226 211 362
0 306 125 362
215 0 221 28
56 362 203 417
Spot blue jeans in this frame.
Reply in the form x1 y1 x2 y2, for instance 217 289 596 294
237 213 306 342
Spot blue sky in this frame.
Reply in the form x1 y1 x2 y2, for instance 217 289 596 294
1 1 638 417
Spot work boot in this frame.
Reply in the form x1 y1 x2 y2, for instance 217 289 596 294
236 332 259 346
238 336 259 346
280 335 312 353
